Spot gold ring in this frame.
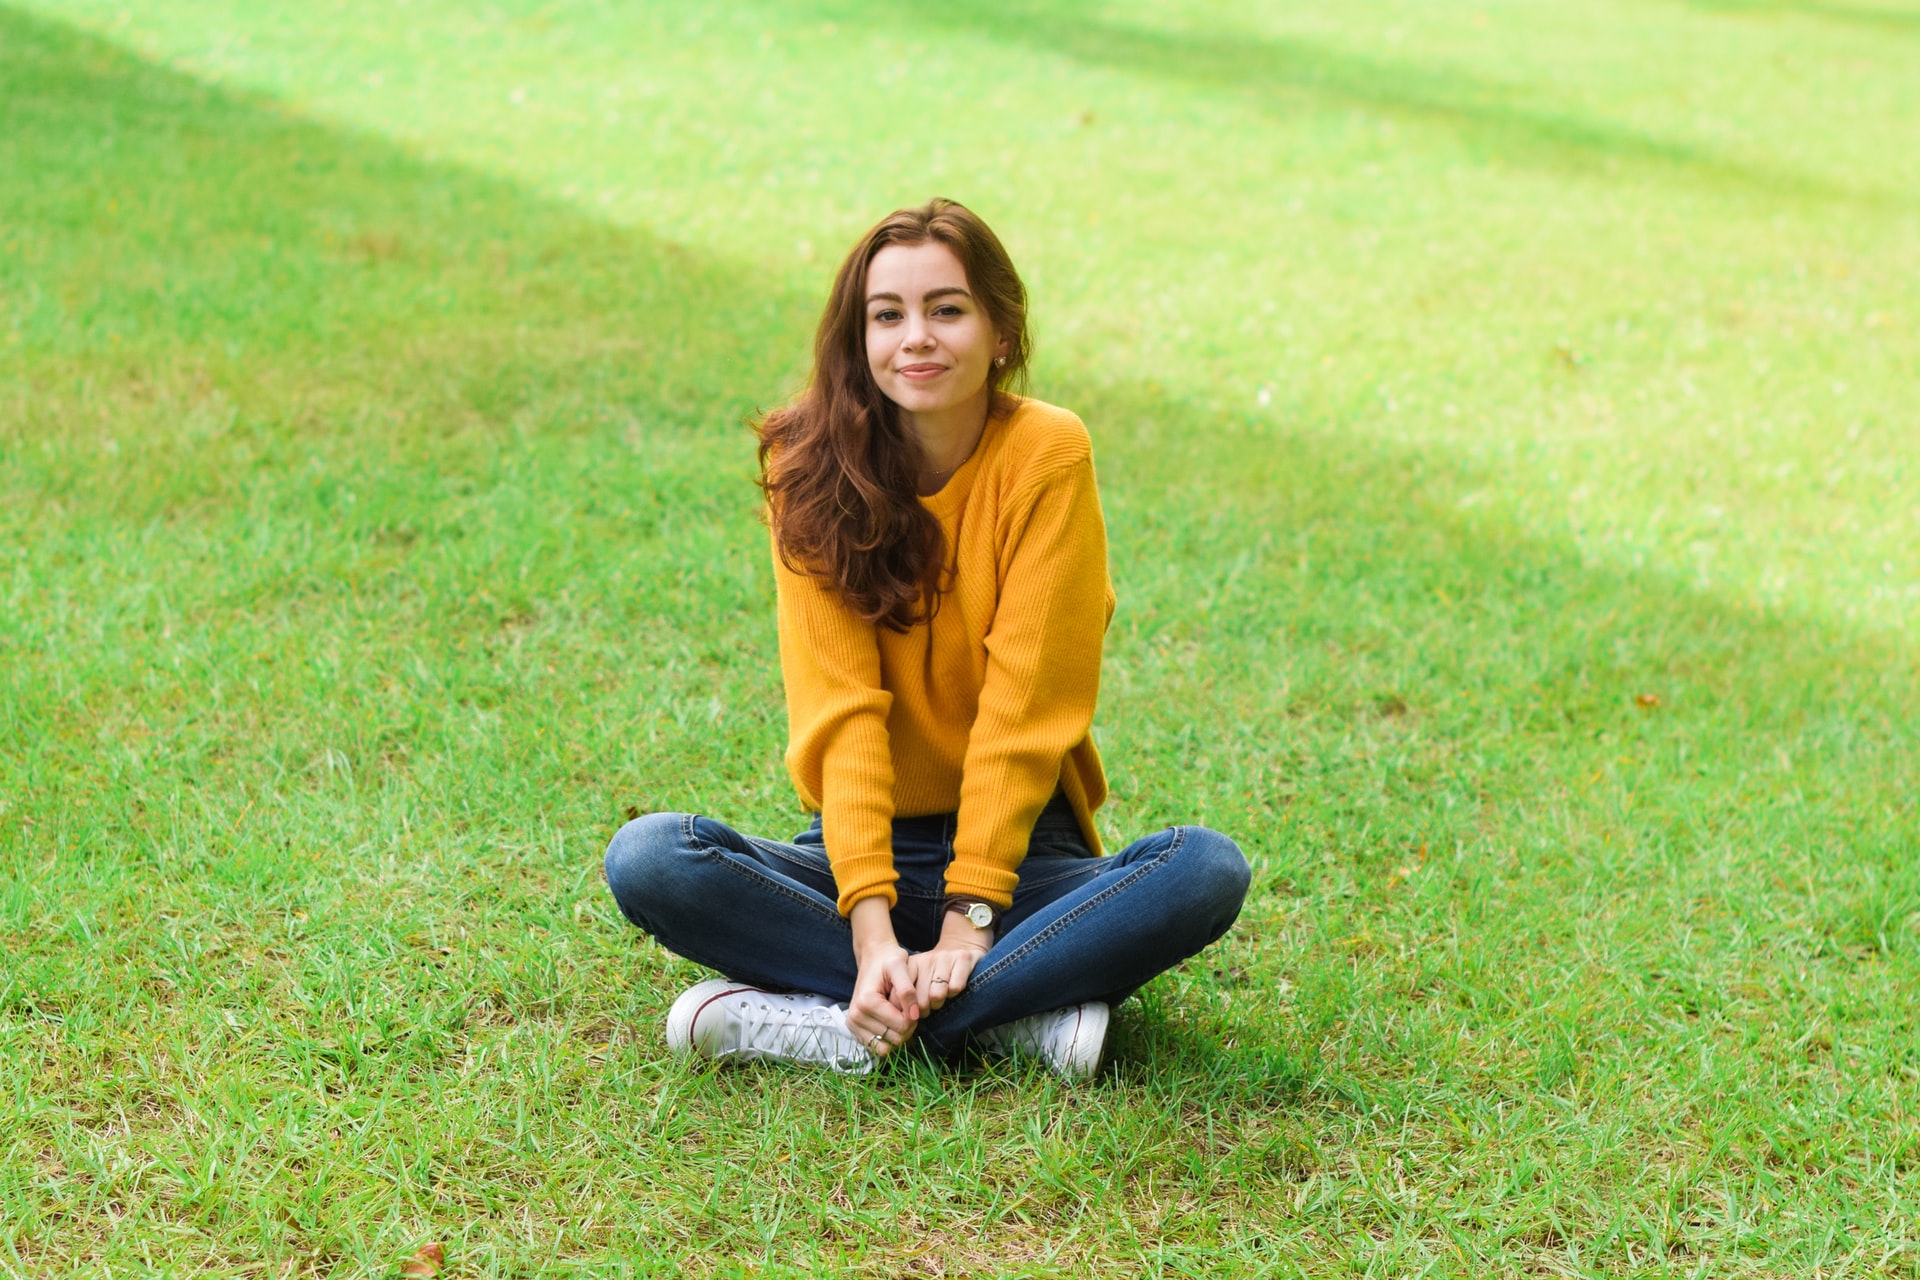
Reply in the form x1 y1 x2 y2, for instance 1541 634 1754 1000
869 1032 885 1048
932 975 949 984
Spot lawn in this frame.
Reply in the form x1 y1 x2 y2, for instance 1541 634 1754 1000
2 0 1917 1275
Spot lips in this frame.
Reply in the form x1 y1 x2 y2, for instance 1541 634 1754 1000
897 363 947 379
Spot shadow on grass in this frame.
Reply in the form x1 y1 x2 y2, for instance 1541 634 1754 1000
4 1 1914 1084
1 3 822 885
0 7 807 448
884 0 1892 210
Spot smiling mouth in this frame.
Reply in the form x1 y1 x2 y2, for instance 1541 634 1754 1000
897 364 946 376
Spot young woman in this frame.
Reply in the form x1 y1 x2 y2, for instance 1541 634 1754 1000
603 198 1249 1079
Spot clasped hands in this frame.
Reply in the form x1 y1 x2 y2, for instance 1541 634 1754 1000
844 897 992 1058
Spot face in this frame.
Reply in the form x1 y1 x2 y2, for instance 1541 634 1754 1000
863 240 1008 424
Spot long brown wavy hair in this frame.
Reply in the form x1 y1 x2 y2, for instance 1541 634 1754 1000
757 198 1031 631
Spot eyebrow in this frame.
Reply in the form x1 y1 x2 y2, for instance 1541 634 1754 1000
866 286 973 305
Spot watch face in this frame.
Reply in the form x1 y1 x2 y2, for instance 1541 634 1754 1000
966 903 994 928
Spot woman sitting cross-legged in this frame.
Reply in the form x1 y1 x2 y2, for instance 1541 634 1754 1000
603 197 1250 1079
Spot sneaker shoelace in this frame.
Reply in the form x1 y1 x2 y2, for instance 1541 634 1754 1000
729 998 866 1064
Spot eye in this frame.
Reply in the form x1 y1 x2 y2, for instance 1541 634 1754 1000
933 303 964 318
871 308 902 324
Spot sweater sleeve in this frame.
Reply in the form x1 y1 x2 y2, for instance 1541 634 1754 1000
946 453 1110 906
772 545 899 914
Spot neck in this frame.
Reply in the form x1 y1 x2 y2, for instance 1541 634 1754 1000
906 386 994 496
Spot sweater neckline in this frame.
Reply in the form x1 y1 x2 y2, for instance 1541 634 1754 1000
917 398 1017 518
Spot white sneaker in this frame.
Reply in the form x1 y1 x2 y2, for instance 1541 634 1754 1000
975 1002 1110 1081
665 979 875 1074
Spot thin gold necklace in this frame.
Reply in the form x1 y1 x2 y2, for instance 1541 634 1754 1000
924 412 988 482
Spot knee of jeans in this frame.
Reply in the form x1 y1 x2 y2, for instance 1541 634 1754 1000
603 811 693 927
1179 826 1252 913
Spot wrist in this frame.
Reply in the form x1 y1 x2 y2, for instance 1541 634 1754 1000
941 894 1000 935
938 914 993 951
848 896 899 960
940 896 999 947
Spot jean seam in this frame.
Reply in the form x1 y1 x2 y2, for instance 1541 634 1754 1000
1013 862 1096 890
1029 847 1096 863
970 826 1189 991
688 814 845 925
758 830 952 900
748 836 834 879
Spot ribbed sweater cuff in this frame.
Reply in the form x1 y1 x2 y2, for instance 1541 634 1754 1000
941 856 1020 910
833 856 898 916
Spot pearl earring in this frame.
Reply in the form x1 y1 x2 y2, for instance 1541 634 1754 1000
994 355 1006 367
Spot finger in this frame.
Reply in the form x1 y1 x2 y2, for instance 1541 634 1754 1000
872 1021 918 1056
941 950 980 998
846 995 884 1042
853 1005 916 1054
856 990 914 1037
845 1005 902 1056
882 955 921 1022
849 1018 893 1058
909 955 936 1014
855 952 915 1026
924 957 959 1010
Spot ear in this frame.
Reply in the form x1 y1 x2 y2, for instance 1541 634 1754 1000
994 332 1011 361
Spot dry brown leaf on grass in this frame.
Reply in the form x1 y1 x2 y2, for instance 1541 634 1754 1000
400 1242 445 1278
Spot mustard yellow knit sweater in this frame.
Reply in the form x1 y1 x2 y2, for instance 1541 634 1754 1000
773 397 1115 915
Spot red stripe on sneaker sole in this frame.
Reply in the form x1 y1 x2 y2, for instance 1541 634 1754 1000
692 986 759 1046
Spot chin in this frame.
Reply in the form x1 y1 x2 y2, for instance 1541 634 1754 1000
891 390 952 413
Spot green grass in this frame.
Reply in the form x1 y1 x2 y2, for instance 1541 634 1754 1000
2 0 1917 1274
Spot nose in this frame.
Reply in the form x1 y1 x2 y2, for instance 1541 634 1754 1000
902 313 934 351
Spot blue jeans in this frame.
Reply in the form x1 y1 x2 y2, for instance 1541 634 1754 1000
602 793 1251 1059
